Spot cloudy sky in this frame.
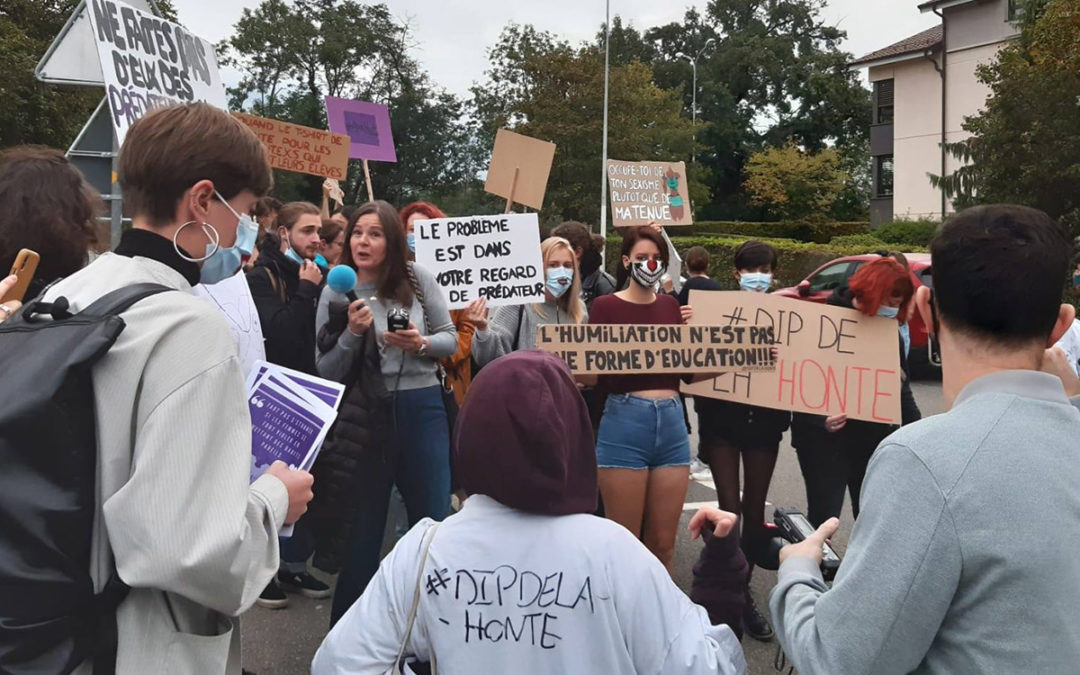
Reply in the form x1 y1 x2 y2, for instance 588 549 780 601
177 0 939 97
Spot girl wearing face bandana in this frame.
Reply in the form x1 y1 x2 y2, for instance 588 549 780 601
587 226 705 573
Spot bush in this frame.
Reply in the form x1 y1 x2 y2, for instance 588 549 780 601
829 233 886 248
686 220 869 243
606 234 926 290
873 219 940 247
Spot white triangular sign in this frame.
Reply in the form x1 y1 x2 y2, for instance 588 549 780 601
35 0 158 86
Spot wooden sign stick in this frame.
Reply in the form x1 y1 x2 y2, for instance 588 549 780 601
362 159 375 203
504 167 519 214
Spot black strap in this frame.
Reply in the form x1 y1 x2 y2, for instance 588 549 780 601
511 304 525 352
78 283 174 319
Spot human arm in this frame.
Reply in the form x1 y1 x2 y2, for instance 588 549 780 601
315 286 367 382
312 521 437 674
768 444 962 675
470 304 523 367
247 266 322 358
414 264 458 358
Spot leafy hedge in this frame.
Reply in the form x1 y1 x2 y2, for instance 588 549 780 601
685 220 869 243
873 219 940 247
606 234 927 290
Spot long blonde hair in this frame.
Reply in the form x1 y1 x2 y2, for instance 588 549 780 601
535 236 586 324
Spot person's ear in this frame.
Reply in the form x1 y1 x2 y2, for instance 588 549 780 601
181 179 215 225
732 269 741 282
1048 303 1077 346
622 255 631 270
914 286 934 334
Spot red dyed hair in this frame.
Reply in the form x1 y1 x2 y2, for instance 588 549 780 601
399 201 446 223
848 258 914 322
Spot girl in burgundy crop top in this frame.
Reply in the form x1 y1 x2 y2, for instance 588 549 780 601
588 293 685 393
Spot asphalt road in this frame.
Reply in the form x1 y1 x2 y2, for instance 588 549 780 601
241 381 945 675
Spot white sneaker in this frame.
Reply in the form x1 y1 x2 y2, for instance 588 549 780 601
690 459 712 481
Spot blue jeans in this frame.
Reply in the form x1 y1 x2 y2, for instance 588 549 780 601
330 385 451 625
595 394 692 470
279 520 315 574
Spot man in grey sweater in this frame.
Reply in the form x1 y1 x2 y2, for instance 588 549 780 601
770 205 1080 674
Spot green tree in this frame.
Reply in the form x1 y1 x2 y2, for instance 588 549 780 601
222 0 479 207
931 0 1080 230
472 25 696 226
743 141 847 221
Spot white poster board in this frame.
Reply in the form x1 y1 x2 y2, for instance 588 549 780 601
85 0 227 144
194 271 265 376
414 213 545 310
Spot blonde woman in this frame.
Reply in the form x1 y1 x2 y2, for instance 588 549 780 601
472 236 587 365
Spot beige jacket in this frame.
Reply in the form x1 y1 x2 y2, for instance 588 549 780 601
45 253 288 675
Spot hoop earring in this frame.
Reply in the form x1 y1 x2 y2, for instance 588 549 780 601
173 221 220 263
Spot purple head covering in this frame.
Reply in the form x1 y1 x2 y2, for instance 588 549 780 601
453 350 598 516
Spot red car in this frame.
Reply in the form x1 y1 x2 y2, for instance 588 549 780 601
773 253 934 371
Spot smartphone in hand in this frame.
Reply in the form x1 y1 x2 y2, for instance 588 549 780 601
2 249 39 303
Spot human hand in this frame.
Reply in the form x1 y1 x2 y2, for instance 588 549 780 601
383 323 427 353
779 517 839 567
299 260 323 285
645 221 663 235
680 305 693 325
463 298 488 329
347 299 373 336
0 275 22 323
662 274 675 293
688 506 738 540
1042 346 1080 397
825 414 847 433
266 460 315 525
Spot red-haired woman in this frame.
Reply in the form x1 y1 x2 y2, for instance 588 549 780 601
400 202 486 405
791 258 922 526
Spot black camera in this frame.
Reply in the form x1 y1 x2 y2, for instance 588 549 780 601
750 507 842 581
387 307 410 332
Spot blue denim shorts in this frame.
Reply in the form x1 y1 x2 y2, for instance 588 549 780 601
595 394 692 470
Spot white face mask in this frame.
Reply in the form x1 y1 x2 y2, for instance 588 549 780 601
629 259 666 288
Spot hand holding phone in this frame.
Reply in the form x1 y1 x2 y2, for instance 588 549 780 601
2 249 39 304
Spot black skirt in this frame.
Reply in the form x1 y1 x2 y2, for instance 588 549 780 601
695 397 791 449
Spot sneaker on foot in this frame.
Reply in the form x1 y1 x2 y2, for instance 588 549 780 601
256 579 289 609
690 458 712 481
278 571 332 599
743 595 774 641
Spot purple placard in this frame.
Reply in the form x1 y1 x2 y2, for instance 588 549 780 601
325 96 397 162
249 380 323 482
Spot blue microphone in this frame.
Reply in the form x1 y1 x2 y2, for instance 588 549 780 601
326 265 358 302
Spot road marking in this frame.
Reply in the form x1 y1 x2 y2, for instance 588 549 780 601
683 500 717 511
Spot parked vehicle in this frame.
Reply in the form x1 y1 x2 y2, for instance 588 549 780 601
774 253 935 372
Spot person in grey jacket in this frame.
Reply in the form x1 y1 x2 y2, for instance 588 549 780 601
315 200 457 624
770 204 1080 674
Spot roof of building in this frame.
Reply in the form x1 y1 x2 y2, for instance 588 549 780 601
917 0 978 11
851 25 944 67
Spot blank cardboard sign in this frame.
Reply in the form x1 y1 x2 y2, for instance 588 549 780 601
484 129 556 210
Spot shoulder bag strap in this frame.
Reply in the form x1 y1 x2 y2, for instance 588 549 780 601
392 522 441 673
511 304 526 351
405 263 450 389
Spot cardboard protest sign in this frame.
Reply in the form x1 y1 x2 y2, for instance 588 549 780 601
484 129 556 210
324 96 397 162
414 213 545 309
85 0 227 144
233 113 350 180
607 160 692 227
682 291 902 424
537 323 777 376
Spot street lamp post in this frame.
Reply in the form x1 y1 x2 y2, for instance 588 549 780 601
600 0 611 240
676 38 715 164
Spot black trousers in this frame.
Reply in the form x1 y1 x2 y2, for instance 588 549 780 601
792 423 888 527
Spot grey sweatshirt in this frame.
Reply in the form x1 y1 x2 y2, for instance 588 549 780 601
316 263 457 391
770 370 1080 675
472 299 587 367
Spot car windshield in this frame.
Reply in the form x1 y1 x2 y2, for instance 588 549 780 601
808 262 851 292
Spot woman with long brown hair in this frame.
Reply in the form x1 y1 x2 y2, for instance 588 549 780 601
313 200 457 624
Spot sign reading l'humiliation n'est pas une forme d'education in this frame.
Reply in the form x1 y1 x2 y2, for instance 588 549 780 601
413 213 546 310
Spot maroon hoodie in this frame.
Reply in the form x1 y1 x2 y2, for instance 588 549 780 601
453 350 598 515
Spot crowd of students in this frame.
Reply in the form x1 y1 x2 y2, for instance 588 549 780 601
2 102 1080 675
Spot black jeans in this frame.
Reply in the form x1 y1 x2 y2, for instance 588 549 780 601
792 423 885 527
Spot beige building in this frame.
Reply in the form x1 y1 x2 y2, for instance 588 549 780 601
852 0 1022 225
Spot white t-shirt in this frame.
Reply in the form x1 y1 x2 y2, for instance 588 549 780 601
313 495 746 675
1054 320 1080 378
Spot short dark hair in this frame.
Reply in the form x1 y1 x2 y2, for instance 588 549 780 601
932 205 1070 345
319 218 343 246
0 146 103 288
119 103 272 226
733 240 778 271
551 221 591 254
685 246 710 273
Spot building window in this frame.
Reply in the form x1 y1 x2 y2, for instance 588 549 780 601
874 79 894 125
1008 0 1022 20
875 155 894 198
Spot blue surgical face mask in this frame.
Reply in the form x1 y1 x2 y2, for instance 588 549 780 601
284 247 305 265
184 191 259 285
546 267 574 299
407 233 416 253
877 305 900 319
314 253 329 269
739 272 772 293
899 321 911 358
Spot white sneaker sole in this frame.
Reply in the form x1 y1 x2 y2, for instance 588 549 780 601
256 597 289 609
